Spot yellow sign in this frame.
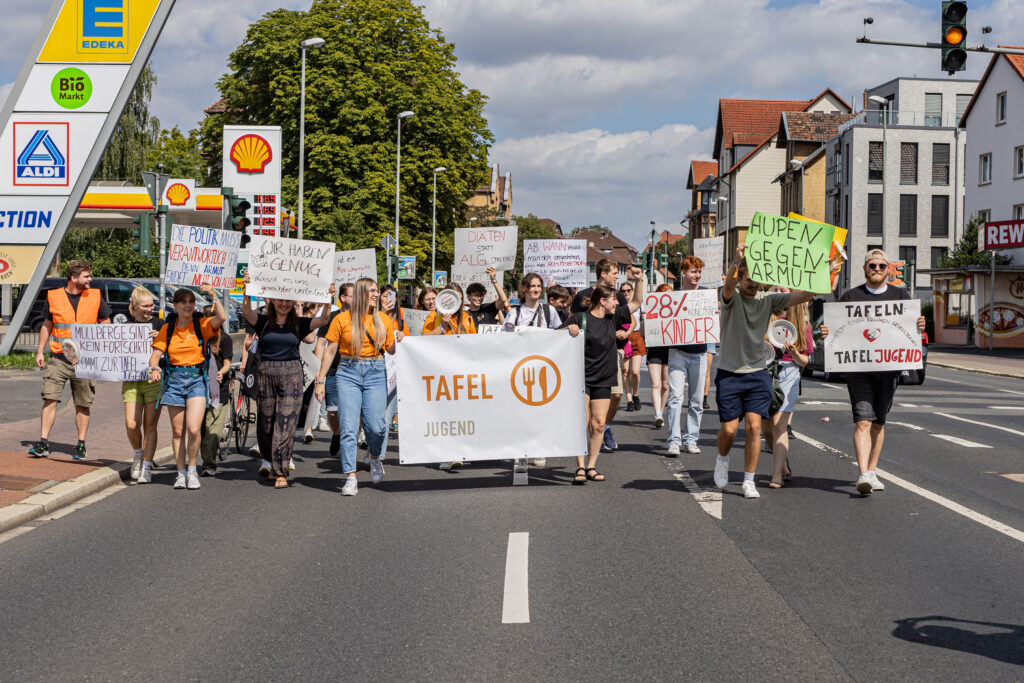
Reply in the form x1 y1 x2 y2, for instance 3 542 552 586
0 245 46 284
38 0 162 64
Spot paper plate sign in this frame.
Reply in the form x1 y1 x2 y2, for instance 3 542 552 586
823 300 923 373
746 212 836 294
764 340 777 366
768 319 798 349
436 289 463 316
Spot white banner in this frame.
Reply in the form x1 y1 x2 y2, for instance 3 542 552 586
397 333 586 464
401 308 429 336
335 248 377 287
165 224 241 290
823 300 923 372
246 235 334 303
451 265 503 304
478 324 554 335
454 225 518 272
523 238 587 288
694 236 724 287
299 338 319 391
643 289 720 347
70 324 151 382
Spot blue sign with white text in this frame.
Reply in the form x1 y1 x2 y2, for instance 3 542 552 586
13 124 69 187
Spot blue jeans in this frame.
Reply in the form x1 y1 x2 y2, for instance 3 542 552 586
381 391 398 454
335 358 387 474
666 349 707 447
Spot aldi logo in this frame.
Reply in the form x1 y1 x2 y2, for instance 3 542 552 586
14 123 70 187
78 0 129 56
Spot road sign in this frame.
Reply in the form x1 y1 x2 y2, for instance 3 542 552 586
140 171 168 209
380 234 397 251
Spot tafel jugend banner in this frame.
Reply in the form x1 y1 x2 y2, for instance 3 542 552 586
746 212 836 293
823 300 923 373
643 289 720 348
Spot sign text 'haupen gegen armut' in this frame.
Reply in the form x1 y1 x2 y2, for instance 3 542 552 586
71 323 152 382
246 236 334 303
643 289 720 347
165 224 241 289
746 212 836 293
823 300 923 373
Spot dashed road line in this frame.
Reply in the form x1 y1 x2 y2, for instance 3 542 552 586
662 457 722 520
927 376 964 385
936 412 1024 437
888 421 925 431
996 388 1024 396
502 532 530 624
932 434 991 448
988 406 1024 410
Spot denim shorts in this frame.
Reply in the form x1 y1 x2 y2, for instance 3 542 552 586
776 363 802 413
715 368 771 422
161 369 207 407
324 372 339 411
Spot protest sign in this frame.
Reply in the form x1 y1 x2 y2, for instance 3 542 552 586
788 213 846 290
454 225 518 272
643 290 720 347
71 324 151 382
165 225 241 290
451 266 503 304
334 248 377 288
396 333 586 464
477 324 553 335
246 236 334 303
823 300 923 373
523 239 587 288
693 236 724 287
401 308 429 336
746 212 836 293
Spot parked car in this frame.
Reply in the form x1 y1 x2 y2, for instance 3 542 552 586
16 277 174 332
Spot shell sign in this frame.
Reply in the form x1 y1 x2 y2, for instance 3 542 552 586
230 134 273 174
162 179 196 210
165 182 191 206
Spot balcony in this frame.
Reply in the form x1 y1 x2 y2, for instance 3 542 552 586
838 109 962 135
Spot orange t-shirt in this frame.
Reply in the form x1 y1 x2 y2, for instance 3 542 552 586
152 317 219 366
325 311 397 358
423 311 477 335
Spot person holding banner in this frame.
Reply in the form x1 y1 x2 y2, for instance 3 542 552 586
503 273 563 329
148 285 226 490
379 283 409 443
665 257 710 457
547 285 572 324
315 278 403 496
646 284 672 430
123 287 162 482
416 286 438 313
465 266 509 328
819 249 925 496
29 260 112 461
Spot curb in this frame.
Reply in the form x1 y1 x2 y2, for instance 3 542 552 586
0 446 175 535
927 360 1024 381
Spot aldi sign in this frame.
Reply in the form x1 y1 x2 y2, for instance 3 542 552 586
14 123 69 185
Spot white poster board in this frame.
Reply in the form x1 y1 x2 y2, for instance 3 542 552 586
642 289 720 347
70 324 151 382
451 265 503 304
165 224 241 290
246 235 334 303
454 225 518 272
299 338 319 390
396 333 586 463
694 236 724 287
824 300 922 373
523 239 587 288
334 248 377 288
401 308 429 336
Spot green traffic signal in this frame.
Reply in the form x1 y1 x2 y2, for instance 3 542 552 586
221 186 252 233
131 212 152 257
941 1 968 74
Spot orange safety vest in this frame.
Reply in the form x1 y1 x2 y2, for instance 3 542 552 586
48 287 101 354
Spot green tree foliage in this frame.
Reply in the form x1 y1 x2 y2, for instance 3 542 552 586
96 64 160 181
507 214 557 289
146 126 205 180
662 238 690 282
939 214 1012 268
60 227 159 278
201 0 493 272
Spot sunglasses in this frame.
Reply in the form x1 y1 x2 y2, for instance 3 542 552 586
621 286 633 292
866 263 888 271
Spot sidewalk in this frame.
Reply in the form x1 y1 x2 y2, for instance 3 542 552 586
926 345 1024 380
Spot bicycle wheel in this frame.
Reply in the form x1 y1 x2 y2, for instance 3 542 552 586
221 380 237 450
236 394 254 454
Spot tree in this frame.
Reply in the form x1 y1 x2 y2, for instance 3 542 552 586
662 237 690 283
940 214 1012 268
96 64 161 181
59 227 159 278
201 0 493 265
146 126 205 180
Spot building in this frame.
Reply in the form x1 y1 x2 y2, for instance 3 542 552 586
824 77 977 296
538 218 563 236
685 160 717 254
774 112 856 222
571 229 639 287
467 164 512 219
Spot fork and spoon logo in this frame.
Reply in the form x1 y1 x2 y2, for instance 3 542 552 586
510 355 561 407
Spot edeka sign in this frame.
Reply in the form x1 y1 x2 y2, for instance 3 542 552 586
523 239 587 288
37 0 163 63
823 300 923 373
454 224 518 273
746 212 836 293
396 333 586 464
0 196 66 243
165 224 241 290
246 235 334 304
643 289 720 348
70 323 151 382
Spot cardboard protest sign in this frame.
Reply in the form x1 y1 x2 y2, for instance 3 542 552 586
166 225 241 290
401 308 429 336
246 236 334 303
643 290 720 347
451 265 503 304
454 225 518 273
523 239 587 288
71 324 152 382
788 213 846 290
334 248 377 288
823 300 923 373
746 212 836 293
693 236 724 287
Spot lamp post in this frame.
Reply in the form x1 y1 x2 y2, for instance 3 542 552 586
674 250 683 290
469 216 477 229
649 221 656 288
392 110 415 282
298 37 325 241
432 166 446 279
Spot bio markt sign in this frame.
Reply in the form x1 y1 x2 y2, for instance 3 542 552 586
37 0 163 63
15 64 129 113
0 114 106 195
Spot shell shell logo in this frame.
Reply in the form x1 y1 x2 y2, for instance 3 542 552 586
165 183 191 206
230 134 273 174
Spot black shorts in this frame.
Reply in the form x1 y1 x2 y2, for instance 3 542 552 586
646 347 669 365
586 385 612 400
846 372 899 425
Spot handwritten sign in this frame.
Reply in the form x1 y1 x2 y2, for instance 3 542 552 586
643 290 720 347
451 265 503 304
454 225 518 272
334 248 377 287
401 308 429 336
746 212 836 293
693 236 724 287
71 324 152 382
523 239 587 288
823 300 922 372
166 225 241 289
247 236 334 303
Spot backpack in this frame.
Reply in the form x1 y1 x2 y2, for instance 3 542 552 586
157 313 207 370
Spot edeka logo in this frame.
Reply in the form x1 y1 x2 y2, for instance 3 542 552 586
51 68 93 109
229 134 273 174
14 123 70 187
510 355 561 407
78 0 128 56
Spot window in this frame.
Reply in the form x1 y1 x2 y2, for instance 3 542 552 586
867 244 883 253
869 141 884 183
899 246 917 269
1016 146 1024 178
980 153 992 184
931 246 948 268
996 92 1007 124
956 93 972 122
925 93 942 127
932 143 950 185
844 194 850 230
977 209 991 223
931 195 949 237
867 193 884 235
900 143 918 184
106 282 134 305
1015 204 1024 220
900 194 917 236
844 143 850 184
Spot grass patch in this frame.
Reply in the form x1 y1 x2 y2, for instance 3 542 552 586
0 351 38 369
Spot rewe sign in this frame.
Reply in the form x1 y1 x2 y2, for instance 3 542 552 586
979 220 1024 250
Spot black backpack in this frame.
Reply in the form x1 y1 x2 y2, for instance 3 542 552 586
157 313 207 370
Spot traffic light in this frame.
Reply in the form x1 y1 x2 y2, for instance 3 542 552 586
941 1 968 74
221 186 252 247
131 212 153 257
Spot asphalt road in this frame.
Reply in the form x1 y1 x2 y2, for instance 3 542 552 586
0 364 1021 681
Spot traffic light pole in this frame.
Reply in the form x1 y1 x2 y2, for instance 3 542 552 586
856 37 1024 55
158 205 168 320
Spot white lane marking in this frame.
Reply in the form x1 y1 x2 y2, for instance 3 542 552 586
988 406 1024 410
997 388 1024 396
932 434 992 448
936 412 1024 437
661 455 723 519
800 400 847 406
888 421 925 431
792 430 1024 545
898 403 918 408
502 532 530 624
927 376 964 384
819 383 845 391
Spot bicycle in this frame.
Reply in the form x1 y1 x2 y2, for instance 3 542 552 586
220 362 258 454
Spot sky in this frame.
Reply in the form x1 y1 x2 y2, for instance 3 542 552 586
1 0 1020 249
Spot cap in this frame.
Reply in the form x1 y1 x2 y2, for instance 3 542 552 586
864 248 889 264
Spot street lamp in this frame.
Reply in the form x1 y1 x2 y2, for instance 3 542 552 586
392 110 415 282
649 220 656 287
469 216 477 228
432 166 446 279
297 36 325 241
868 94 888 243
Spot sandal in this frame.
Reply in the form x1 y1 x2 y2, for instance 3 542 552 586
783 459 793 481
572 467 587 485
274 476 289 488
768 479 783 489
585 468 605 482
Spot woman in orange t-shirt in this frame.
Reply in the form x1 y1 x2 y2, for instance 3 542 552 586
423 282 477 335
315 278 404 496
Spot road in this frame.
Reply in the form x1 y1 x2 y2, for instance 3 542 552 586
0 364 1021 681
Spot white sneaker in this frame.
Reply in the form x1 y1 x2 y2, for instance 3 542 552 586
341 476 358 496
289 459 296 472
742 479 760 499
186 471 200 490
513 459 528 473
137 467 152 484
868 471 885 491
303 429 314 444
259 460 271 477
532 457 547 467
248 444 261 457
370 458 385 483
317 417 330 432
130 455 143 480
667 442 681 457
856 474 873 495
173 473 186 489
654 415 664 429
713 457 730 489
684 443 701 455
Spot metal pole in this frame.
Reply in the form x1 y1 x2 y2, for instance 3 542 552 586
881 110 887 244
394 118 402 282
431 171 437 279
648 226 655 288
158 208 167 319
298 46 306 241
989 250 995 351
